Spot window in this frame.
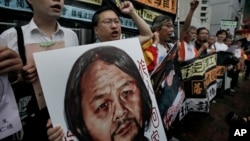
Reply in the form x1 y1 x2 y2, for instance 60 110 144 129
201 7 207 11
200 13 206 17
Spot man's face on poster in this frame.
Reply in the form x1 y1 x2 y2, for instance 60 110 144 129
80 60 143 141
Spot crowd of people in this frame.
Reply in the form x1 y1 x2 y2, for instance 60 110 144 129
1 0 250 141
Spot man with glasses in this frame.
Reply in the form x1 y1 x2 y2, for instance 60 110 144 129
150 15 175 68
91 1 153 45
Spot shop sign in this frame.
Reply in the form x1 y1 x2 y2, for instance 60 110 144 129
135 0 177 14
142 9 160 22
76 0 103 6
0 1 138 30
220 20 238 28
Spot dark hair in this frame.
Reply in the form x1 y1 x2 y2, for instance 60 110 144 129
151 15 173 32
91 6 120 27
64 46 152 141
196 27 209 35
216 29 228 37
25 0 33 11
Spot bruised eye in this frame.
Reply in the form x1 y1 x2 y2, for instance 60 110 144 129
122 90 133 98
98 102 109 111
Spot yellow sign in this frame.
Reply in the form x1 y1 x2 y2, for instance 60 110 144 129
76 0 103 6
136 0 177 14
193 81 203 95
204 68 217 88
216 66 226 77
142 9 161 22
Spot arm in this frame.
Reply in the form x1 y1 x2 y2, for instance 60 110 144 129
196 42 208 57
0 47 22 74
180 0 199 41
120 1 153 45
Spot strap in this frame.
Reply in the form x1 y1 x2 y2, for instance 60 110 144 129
213 44 216 50
15 26 27 65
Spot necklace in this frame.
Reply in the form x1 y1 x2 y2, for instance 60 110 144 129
39 41 55 49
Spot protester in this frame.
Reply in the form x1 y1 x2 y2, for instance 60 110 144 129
207 35 216 54
142 14 175 72
195 27 209 56
91 1 152 45
212 29 228 52
178 0 208 62
1 0 79 140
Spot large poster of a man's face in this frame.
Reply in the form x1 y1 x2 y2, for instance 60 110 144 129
34 38 167 141
65 47 152 141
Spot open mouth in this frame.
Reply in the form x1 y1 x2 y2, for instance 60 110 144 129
111 31 119 37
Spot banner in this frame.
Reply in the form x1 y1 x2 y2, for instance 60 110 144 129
34 38 167 141
0 75 22 139
180 53 217 114
216 51 234 88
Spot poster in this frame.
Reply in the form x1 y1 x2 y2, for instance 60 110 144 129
0 75 22 139
150 44 185 130
34 38 167 141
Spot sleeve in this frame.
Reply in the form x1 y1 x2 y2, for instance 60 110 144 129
142 39 158 72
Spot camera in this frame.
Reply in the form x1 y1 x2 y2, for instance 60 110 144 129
225 111 250 141
225 112 248 127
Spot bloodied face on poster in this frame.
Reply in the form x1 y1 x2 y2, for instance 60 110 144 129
64 46 152 141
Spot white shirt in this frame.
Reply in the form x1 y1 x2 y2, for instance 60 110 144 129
183 41 196 61
0 19 79 53
213 42 228 52
156 43 173 67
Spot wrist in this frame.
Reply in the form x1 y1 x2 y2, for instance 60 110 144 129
152 43 157 47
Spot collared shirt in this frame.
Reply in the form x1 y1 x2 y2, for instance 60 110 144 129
212 42 228 52
0 18 79 53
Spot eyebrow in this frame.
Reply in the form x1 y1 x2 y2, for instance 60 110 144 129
89 80 135 103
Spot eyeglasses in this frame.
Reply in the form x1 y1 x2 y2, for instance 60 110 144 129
99 18 121 26
162 23 174 28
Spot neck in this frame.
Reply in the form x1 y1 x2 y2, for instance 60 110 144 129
33 15 58 38
217 40 224 43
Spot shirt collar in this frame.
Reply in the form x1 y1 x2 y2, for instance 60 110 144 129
27 18 63 35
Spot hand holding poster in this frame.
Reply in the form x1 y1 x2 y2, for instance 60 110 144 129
34 38 167 141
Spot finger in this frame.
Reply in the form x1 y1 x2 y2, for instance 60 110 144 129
46 119 52 128
23 73 37 83
54 131 64 141
48 126 64 141
0 58 22 74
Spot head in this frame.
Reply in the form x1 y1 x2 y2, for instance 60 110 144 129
26 0 64 19
92 7 122 42
196 27 209 43
216 29 228 42
224 37 233 47
208 35 216 46
151 15 174 43
185 25 197 42
236 40 243 48
65 46 152 141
